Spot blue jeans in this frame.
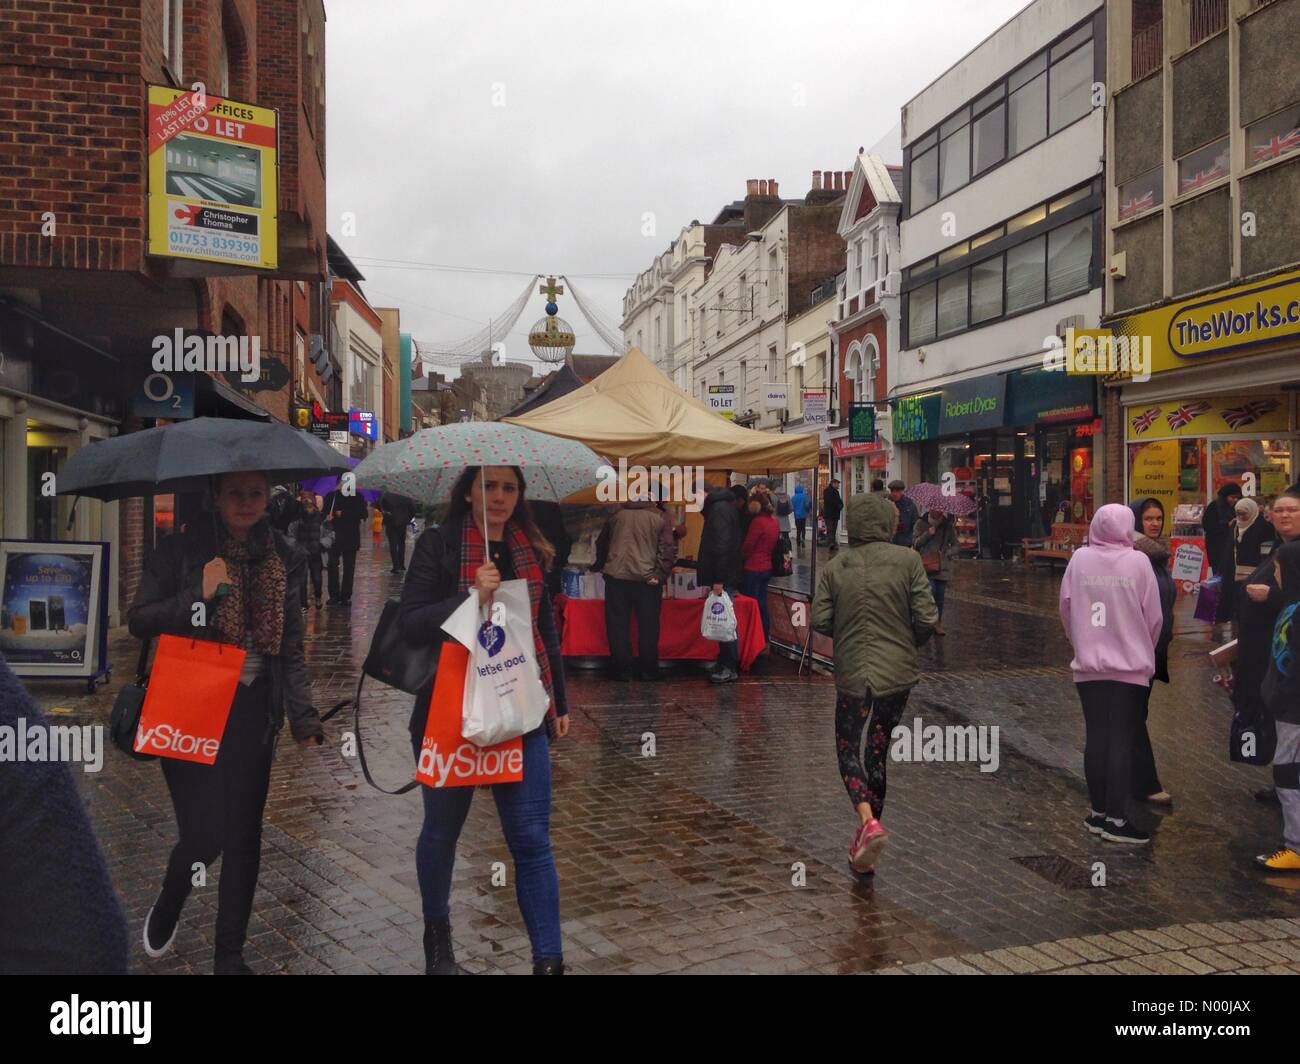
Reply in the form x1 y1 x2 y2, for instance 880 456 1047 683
929 576 947 619
742 570 771 643
409 727 562 962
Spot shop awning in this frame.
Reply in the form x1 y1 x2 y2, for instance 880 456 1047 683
195 374 272 421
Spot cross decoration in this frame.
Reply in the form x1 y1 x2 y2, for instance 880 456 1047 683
539 276 564 301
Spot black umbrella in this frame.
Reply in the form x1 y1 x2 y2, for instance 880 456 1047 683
57 417 352 501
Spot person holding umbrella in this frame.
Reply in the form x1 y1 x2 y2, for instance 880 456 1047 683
906 483 971 638
130 470 327 974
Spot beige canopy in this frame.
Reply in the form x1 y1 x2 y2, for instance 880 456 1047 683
503 347 819 473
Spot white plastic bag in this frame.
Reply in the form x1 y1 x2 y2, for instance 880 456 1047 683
700 590 738 642
441 579 550 747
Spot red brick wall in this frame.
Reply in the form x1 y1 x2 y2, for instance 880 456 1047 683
787 199 848 319
835 313 889 418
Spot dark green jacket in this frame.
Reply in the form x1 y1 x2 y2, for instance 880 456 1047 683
812 493 939 697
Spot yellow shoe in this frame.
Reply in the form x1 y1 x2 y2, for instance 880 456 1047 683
1255 848 1300 871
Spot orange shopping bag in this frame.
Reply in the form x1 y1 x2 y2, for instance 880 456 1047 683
415 639 523 788
134 634 246 764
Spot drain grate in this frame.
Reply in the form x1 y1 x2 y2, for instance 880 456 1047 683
1011 854 1094 890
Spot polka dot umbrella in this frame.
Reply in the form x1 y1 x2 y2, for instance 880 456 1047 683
351 421 606 507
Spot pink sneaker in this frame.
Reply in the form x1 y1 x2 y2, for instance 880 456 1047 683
850 818 888 873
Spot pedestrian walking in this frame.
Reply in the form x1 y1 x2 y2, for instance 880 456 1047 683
130 471 326 974
593 493 676 681
823 479 844 553
380 492 418 573
371 504 384 545
791 483 810 551
1236 490 1300 804
913 509 958 636
1204 482 1243 578
812 493 939 874
775 490 793 535
287 490 325 610
321 487 368 607
888 480 919 547
741 491 779 645
398 465 569 974
1215 497 1272 629
697 486 744 684
1059 503 1163 845
1258 540 1300 871
1130 497 1176 805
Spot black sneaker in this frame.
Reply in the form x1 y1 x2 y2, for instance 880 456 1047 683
143 900 179 958
1100 819 1150 845
213 955 254 975
1084 813 1107 835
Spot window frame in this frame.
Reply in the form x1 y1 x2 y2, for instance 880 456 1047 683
163 0 185 82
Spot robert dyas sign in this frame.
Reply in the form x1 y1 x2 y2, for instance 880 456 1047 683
147 84 279 269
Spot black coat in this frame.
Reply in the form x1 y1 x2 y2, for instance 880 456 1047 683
696 489 742 589
379 494 417 531
322 490 370 553
0 657 128 974
1216 518 1274 621
397 515 567 739
1231 554 1287 718
127 518 323 743
1202 498 1237 576
891 494 920 547
823 486 844 521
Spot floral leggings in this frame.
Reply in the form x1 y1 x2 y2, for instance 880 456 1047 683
835 688 912 819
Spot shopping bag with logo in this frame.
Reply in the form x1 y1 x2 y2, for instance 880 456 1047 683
700 590 738 642
132 634 245 764
414 634 524 789
443 580 550 748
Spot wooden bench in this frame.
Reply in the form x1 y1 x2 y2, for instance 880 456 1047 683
1022 523 1089 567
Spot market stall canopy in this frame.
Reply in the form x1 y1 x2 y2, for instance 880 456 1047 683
503 347 818 473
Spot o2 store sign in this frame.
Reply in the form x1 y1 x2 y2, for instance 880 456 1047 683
349 409 378 440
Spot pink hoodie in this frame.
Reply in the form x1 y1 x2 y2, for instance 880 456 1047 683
1059 503 1164 686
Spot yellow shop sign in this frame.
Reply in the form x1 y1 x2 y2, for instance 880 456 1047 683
1110 267 1300 375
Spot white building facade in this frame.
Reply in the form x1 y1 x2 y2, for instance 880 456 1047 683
895 0 1106 557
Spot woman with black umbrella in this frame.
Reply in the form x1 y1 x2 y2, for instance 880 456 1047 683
130 470 326 974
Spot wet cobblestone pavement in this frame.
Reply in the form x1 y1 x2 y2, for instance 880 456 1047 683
33 539 1300 975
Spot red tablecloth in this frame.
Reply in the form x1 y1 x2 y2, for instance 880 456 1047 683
559 594 766 671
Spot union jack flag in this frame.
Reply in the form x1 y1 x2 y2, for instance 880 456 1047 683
1221 398 1279 430
1179 151 1229 194
1252 127 1300 164
1166 400 1212 430
1129 406 1161 435
1119 190 1155 221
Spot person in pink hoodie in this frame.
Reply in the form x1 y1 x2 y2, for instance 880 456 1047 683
1059 503 1164 844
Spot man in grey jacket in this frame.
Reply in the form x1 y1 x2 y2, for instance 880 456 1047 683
594 498 677 681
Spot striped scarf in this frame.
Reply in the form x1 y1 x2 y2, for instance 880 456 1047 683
457 518 555 728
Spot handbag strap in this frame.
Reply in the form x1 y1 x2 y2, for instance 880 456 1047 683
134 637 153 685
331 671 419 795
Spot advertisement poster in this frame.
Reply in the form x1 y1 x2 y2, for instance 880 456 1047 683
1127 439 1181 515
0 542 107 677
707 384 736 420
1170 537 1208 591
146 85 279 269
801 390 827 427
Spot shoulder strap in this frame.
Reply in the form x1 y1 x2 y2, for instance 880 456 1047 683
134 637 153 685
326 671 419 794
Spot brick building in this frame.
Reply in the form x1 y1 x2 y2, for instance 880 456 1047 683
0 0 329 625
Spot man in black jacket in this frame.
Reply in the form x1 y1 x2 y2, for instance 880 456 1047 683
380 493 417 574
322 487 370 607
697 487 744 683
1204 481 1242 578
888 480 920 547
824 479 844 554
0 658 128 974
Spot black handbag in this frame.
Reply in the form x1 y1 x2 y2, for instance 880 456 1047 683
109 638 157 762
321 598 440 795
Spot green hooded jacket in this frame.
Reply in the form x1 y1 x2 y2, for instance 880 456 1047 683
812 492 939 697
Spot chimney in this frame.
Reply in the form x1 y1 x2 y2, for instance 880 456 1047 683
758 179 768 196
831 171 841 191
746 179 759 196
770 179 779 198
843 170 852 188
811 170 822 190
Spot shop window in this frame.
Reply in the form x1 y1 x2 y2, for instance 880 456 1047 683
1176 136 1229 196
1118 166 1163 221
1210 438 1294 500
1005 236 1046 312
1247 104 1300 169
1047 215 1093 300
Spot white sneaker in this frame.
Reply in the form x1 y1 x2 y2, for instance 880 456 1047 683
143 904 178 958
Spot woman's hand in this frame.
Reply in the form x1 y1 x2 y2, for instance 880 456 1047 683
555 715 570 739
1245 583 1271 603
202 558 230 599
474 561 501 605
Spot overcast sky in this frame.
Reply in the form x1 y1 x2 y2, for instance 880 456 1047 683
325 0 1029 377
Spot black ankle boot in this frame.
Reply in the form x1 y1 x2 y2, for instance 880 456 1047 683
213 954 253 975
533 957 565 975
423 920 462 975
